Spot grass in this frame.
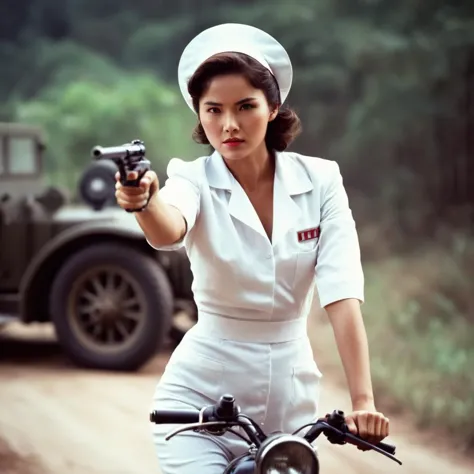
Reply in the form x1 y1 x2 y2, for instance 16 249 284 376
310 231 474 453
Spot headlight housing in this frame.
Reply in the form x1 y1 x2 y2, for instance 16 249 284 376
78 160 118 211
255 434 319 474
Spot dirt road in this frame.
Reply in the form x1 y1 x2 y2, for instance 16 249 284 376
1 322 473 474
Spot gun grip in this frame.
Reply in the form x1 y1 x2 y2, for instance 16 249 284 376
117 160 151 212
123 168 151 213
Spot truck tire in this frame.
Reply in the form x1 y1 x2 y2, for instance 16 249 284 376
50 243 173 371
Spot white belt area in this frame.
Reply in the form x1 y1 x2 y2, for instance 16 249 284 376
192 311 307 343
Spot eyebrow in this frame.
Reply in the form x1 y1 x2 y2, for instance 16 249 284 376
203 97 257 106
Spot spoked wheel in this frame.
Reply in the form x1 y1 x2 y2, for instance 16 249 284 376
50 243 173 371
67 265 148 353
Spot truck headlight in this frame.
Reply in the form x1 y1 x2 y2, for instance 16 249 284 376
255 435 319 474
78 160 117 211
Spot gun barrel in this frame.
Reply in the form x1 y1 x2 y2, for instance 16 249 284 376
91 142 145 160
92 145 124 159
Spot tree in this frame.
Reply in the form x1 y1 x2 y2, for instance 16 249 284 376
14 73 201 192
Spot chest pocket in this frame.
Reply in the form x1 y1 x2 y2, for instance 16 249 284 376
292 225 319 292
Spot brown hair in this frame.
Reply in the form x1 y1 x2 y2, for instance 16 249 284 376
187 52 302 152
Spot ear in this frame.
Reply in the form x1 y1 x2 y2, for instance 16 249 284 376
269 106 279 122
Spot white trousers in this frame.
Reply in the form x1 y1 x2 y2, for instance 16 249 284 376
150 315 322 474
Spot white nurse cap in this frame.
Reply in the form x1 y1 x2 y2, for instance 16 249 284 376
177 23 293 112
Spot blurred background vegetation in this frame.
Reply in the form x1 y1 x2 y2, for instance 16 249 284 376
1 0 473 450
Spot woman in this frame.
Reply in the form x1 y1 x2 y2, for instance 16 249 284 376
115 23 390 473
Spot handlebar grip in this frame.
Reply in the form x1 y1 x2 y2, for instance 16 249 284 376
149 409 200 424
376 441 396 455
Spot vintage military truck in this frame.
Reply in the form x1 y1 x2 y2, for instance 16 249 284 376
0 122 196 371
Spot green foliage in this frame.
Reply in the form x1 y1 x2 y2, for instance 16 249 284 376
14 72 201 191
0 0 473 224
122 18 197 80
361 237 474 450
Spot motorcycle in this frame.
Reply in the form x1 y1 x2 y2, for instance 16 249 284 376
150 393 402 473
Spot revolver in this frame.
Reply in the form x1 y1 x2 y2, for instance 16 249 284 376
91 139 151 212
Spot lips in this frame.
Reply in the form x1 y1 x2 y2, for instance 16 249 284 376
223 138 244 148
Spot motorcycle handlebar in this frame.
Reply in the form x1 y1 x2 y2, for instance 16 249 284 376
302 417 396 455
150 409 199 425
150 405 398 461
376 441 396 456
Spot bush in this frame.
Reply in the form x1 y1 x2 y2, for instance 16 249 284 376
363 233 474 451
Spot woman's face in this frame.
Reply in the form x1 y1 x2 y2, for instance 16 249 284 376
198 74 278 161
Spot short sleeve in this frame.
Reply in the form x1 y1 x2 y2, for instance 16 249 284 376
146 158 201 251
315 161 365 308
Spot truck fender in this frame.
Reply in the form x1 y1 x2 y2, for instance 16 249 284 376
19 221 149 322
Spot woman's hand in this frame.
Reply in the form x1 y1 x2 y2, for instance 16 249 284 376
115 170 159 212
345 406 390 450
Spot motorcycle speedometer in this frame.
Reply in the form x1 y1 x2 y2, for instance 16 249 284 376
255 434 319 474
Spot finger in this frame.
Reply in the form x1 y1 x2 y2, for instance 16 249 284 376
357 413 369 440
382 416 390 438
345 416 358 436
143 170 157 182
116 197 148 210
366 413 376 443
139 175 152 190
115 171 144 189
115 190 149 204
358 414 373 451
149 179 159 197
372 414 383 442
116 185 147 196
115 190 148 203
143 170 158 191
127 171 139 181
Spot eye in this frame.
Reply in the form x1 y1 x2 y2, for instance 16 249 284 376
240 103 255 110
207 107 220 113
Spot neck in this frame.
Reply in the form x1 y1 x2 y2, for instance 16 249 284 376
223 142 275 192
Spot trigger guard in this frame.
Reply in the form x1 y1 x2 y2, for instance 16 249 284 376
121 168 148 187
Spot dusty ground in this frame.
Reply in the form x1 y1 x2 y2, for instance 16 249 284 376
1 321 474 474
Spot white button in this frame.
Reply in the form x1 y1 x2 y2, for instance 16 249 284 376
266 253 272 259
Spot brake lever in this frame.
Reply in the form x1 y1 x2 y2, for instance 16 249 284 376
164 421 237 441
343 432 402 465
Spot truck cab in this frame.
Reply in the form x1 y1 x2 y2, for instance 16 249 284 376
0 123 196 371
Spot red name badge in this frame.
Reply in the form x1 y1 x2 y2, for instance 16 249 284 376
297 226 320 243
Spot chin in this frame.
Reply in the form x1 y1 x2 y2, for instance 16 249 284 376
217 145 256 161
217 150 246 161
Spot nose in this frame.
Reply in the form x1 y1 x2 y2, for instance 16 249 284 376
222 112 239 133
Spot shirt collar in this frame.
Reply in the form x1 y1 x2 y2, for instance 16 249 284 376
206 150 313 195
